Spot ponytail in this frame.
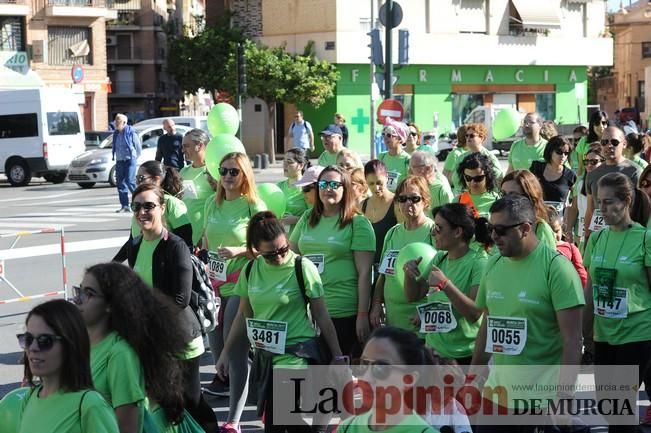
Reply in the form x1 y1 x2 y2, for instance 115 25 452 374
161 166 183 197
246 211 286 255
432 204 493 250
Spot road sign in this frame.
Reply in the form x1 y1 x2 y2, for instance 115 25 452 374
377 99 404 124
71 64 84 84
379 1 403 28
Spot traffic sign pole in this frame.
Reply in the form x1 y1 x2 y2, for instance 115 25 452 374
384 0 393 100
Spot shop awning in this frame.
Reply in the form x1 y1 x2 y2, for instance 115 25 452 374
68 39 90 57
0 52 44 89
511 0 561 30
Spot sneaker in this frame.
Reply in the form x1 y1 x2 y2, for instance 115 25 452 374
581 351 594 366
202 374 230 397
220 422 240 433
115 206 131 213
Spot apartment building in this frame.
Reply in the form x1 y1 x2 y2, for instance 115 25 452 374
0 0 116 130
210 0 613 156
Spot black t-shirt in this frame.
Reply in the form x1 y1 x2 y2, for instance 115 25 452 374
530 160 577 204
156 133 185 169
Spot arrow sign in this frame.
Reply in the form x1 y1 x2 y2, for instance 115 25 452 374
377 99 404 124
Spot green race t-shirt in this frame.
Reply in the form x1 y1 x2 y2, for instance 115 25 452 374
535 219 558 251
381 219 435 334
451 147 503 193
336 410 436 433
631 155 648 170
317 151 338 167
508 138 547 171
133 237 161 288
203 195 267 297
427 180 454 215
179 165 213 246
584 224 651 345
573 136 589 173
378 151 410 192
130 194 191 238
476 243 584 400
425 249 486 359
91 332 145 410
277 179 308 220
443 147 465 174
19 388 119 433
290 213 376 317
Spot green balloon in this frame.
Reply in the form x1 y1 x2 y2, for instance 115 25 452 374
257 183 287 218
205 134 246 180
395 242 437 288
207 103 239 136
0 387 30 433
492 108 521 141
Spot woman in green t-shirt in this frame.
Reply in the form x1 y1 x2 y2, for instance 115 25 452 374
584 173 651 428
216 212 346 433
200 152 266 430
290 165 376 359
403 203 492 365
278 148 310 230
13 299 119 433
75 262 205 433
378 119 411 193
500 170 557 251
370 176 435 335
455 152 500 218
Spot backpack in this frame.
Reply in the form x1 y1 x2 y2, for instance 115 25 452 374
189 254 220 333
290 121 312 138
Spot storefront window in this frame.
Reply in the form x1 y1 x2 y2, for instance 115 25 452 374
453 94 484 129
535 94 555 122
393 85 414 123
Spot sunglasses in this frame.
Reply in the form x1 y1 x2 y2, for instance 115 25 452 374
136 175 151 183
523 121 539 126
218 167 241 177
600 121 609 126
466 133 478 139
284 159 298 165
489 221 526 237
260 244 290 260
382 132 397 138
130 201 159 213
409 132 418 137
72 285 103 304
640 179 651 189
464 174 486 183
318 180 343 190
17 332 63 351
396 195 422 204
353 359 409 381
554 149 570 156
302 184 315 193
600 139 620 147
583 158 603 166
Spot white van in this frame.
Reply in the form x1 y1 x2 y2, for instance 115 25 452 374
135 116 208 132
0 88 85 186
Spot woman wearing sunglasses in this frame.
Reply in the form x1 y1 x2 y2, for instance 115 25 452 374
529 136 577 213
500 170 557 251
201 151 266 432
403 203 491 366
335 326 437 433
215 212 344 433
378 119 411 193
449 123 503 192
290 165 376 358
455 152 500 219
278 148 310 231
575 110 609 176
294 165 325 210
121 183 216 432
74 263 204 433
370 176 434 334
336 148 363 173
180 129 213 247
404 122 421 155
13 299 119 433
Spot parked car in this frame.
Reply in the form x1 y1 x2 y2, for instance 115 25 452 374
84 131 112 149
135 116 208 132
67 124 190 188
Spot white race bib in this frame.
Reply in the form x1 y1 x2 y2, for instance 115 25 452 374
387 171 400 192
417 301 458 333
486 316 527 355
305 254 325 274
378 250 399 276
589 209 605 232
183 180 198 200
208 251 228 282
246 319 288 354
594 288 628 319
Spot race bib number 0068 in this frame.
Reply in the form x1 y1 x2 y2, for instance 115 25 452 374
417 301 457 333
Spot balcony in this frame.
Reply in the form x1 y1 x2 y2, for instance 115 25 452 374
106 0 140 10
109 79 146 97
107 10 140 28
0 0 30 16
107 46 142 64
45 0 117 19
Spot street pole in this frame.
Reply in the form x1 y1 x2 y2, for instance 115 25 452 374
370 0 376 158
384 0 393 100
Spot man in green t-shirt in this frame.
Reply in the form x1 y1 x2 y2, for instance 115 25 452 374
473 195 584 419
507 112 547 174
317 125 344 167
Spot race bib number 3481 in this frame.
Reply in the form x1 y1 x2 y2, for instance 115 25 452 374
486 316 527 355
246 319 288 354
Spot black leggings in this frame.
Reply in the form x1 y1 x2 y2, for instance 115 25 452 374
331 315 362 362
181 355 217 432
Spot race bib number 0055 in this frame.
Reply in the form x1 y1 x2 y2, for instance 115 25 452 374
486 316 527 355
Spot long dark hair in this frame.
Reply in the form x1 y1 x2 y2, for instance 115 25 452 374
246 211 286 255
432 203 493 249
587 110 608 143
139 160 183 197
597 172 651 226
24 300 92 391
285 148 311 175
457 152 497 192
309 165 358 228
85 263 186 423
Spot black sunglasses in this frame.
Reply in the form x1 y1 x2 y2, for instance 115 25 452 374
260 244 290 260
17 333 63 351
600 139 621 147
353 359 409 381
466 133 477 139
464 174 486 183
554 149 570 156
396 195 422 204
130 201 158 213
489 222 526 237
302 184 315 193
409 132 418 137
136 174 151 183
219 167 241 177
583 158 604 166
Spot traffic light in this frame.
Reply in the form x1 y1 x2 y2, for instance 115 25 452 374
398 29 409 65
367 28 383 66
237 43 247 95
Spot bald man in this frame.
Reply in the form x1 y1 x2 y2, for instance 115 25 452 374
155 119 185 170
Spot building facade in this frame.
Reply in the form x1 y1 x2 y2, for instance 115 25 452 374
0 0 116 130
215 0 613 156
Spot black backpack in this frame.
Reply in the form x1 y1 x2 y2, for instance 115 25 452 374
189 254 220 333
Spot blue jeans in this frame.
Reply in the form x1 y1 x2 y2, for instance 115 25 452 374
115 159 137 207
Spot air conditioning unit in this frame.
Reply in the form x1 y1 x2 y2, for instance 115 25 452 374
106 35 117 46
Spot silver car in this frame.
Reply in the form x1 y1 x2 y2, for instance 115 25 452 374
67 124 190 188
